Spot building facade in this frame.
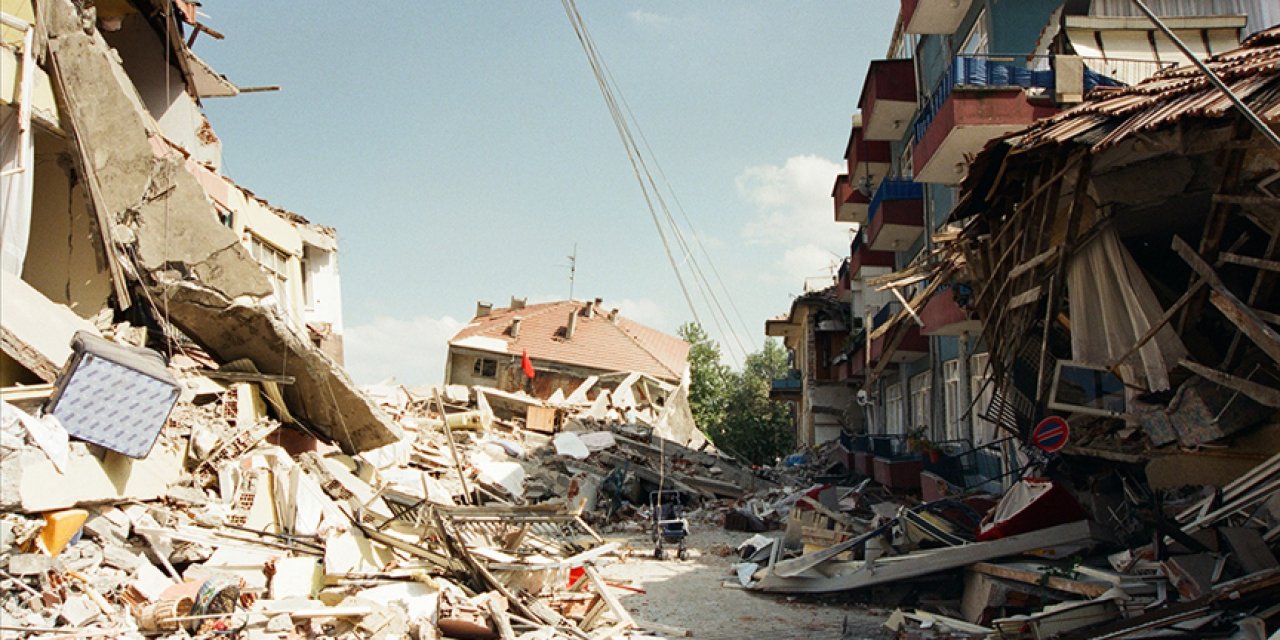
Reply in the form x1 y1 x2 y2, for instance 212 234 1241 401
773 0 1264 488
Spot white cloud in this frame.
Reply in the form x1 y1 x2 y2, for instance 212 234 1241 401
613 297 667 329
627 9 672 26
777 244 841 286
738 154 846 250
343 315 465 386
736 154 850 290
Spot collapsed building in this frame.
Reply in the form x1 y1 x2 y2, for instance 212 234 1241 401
1 1 731 637
0 0 392 453
445 297 703 449
740 5 1280 638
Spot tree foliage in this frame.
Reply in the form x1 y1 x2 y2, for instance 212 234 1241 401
679 323 795 465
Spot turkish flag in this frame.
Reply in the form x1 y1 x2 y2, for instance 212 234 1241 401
521 350 536 379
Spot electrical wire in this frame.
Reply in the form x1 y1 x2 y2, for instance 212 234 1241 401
560 0 752 366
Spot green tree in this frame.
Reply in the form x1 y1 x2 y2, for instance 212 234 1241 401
678 322 729 437
718 338 795 464
679 323 795 465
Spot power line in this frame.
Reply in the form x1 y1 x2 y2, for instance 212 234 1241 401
559 0 753 366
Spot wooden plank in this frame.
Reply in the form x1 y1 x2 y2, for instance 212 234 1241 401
1007 246 1060 280
771 518 898 578
583 566 635 630
434 388 472 505
1209 289 1280 364
486 598 517 640
1179 359 1280 408
1172 236 1280 364
1212 194 1280 208
1220 252 1280 273
891 287 925 327
204 370 296 385
1108 280 1207 371
1007 286 1042 310
756 520 1102 593
970 562 1112 598
1254 308 1280 326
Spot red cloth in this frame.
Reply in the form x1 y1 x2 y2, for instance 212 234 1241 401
521 350 536 379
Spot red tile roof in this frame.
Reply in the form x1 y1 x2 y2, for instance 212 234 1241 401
448 300 689 382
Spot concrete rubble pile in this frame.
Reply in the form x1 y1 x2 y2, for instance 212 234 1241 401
721 438 1280 640
0 334 780 638
0 0 779 635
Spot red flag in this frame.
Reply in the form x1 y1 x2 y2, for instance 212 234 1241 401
521 350 536 379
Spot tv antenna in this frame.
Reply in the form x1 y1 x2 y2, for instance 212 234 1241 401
565 243 578 300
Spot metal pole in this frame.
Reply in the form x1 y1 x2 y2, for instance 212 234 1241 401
1131 0 1280 154
433 388 473 505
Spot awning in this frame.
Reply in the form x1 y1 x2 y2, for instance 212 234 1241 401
1064 15 1246 86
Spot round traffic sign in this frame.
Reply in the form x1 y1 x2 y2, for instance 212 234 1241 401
1032 416 1070 453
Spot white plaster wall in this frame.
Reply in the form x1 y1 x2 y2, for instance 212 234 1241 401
303 244 344 333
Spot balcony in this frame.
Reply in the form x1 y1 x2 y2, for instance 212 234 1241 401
849 229 895 278
858 59 917 141
912 55 1060 184
836 259 853 303
869 302 929 363
869 324 929 363
770 370 803 401
901 0 974 35
912 55 1127 184
919 285 981 336
832 173 870 223
845 123 892 195
866 179 924 253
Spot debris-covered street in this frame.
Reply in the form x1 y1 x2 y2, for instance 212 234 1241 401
3 1 1280 639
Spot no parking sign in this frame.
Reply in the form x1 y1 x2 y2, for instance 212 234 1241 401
1032 416 1070 453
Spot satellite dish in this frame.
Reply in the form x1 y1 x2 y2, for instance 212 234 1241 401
856 389 869 406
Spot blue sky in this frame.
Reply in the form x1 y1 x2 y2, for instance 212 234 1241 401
197 2 898 384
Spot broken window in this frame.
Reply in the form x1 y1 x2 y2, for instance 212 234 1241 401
247 234 294 317
473 358 497 379
1048 360 1127 418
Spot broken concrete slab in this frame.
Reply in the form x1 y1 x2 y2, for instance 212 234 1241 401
271 557 323 600
42 0 398 454
0 442 183 513
0 270 101 383
159 285 402 453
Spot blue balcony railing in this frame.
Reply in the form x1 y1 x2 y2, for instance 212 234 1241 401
867 179 923 225
771 370 803 393
872 301 901 329
913 54 1124 145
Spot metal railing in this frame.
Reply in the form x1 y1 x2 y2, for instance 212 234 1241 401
912 54 1128 146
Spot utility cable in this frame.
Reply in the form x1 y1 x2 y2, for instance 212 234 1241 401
561 0 702 332
560 0 754 365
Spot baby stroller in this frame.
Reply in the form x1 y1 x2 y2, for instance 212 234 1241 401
649 490 689 560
